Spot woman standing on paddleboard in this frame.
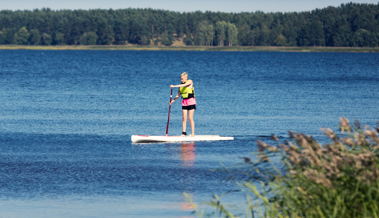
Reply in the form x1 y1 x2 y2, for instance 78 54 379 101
169 72 196 137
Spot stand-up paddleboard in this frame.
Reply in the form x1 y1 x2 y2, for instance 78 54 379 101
131 135 234 143
132 89 234 143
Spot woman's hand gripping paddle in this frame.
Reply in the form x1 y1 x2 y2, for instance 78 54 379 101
166 89 173 136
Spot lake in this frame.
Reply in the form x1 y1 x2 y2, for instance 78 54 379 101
0 50 378 217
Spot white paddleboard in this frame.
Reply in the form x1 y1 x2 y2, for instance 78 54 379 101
131 135 234 143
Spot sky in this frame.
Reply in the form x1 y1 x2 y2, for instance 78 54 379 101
1 0 378 13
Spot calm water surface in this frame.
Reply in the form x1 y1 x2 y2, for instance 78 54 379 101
0 50 378 217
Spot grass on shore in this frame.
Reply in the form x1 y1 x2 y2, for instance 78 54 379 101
1 45 379 52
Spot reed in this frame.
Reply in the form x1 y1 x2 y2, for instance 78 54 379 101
187 117 379 217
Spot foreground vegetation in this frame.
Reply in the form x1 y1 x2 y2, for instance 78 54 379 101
1 45 379 52
187 118 379 217
1 3 379 47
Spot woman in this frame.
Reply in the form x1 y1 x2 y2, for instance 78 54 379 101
170 72 196 137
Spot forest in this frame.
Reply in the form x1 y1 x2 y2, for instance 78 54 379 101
0 2 378 47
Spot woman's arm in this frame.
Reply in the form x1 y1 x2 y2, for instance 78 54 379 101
170 80 192 89
169 90 181 105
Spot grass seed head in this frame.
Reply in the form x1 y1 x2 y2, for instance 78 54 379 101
321 128 336 139
267 146 279 152
241 157 251 163
341 137 355 146
256 140 268 152
271 134 279 141
258 154 269 162
354 132 366 146
354 118 362 129
288 131 295 138
279 144 290 152
339 117 351 133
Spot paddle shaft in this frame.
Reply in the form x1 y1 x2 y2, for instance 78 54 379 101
166 89 173 135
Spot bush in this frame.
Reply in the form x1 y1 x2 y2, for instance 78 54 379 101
160 31 173 46
79 32 98 45
13 27 30 45
138 35 150 45
274 34 287 46
29 29 41 45
53 32 65 45
188 117 379 217
184 37 193 46
41 33 52 45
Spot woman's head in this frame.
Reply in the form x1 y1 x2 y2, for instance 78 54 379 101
181 72 188 83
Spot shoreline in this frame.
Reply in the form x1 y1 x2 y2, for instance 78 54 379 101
0 45 379 52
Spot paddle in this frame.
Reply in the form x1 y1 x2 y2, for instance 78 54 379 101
166 89 173 136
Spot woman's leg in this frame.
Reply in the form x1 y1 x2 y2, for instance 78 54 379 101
188 109 195 137
181 109 188 137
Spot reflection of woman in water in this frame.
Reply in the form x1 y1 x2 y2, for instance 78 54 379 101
169 72 196 137
181 142 195 167
178 141 197 211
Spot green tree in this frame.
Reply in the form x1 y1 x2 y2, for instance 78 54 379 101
53 32 65 45
113 18 129 45
13 27 30 45
128 15 150 45
206 24 214 46
96 18 114 45
29 29 41 45
215 21 226 46
196 21 215 46
238 23 252 46
333 23 352 47
0 30 5 44
4 28 15 44
257 25 271 46
283 24 298 46
161 30 173 46
298 20 325 46
41 33 52 45
184 37 193 45
226 22 238 46
353 29 374 47
251 27 261 46
138 35 150 45
196 21 208 46
269 19 283 46
165 23 175 45
310 20 326 46
79 32 98 45
274 34 287 46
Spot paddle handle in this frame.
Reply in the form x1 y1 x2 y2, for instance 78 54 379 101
166 89 173 135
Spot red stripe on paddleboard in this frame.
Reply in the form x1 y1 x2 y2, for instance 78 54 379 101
137 135 177 137
137 135 179 137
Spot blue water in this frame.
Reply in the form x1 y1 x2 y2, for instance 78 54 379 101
0 50 378 217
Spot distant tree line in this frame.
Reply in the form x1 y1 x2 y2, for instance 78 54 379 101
0 3 379 47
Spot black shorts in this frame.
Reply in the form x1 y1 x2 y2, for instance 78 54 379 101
182 105 196 110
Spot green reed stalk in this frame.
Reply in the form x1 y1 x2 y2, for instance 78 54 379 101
186 117 379 217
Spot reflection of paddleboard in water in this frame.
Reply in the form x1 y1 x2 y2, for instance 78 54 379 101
181 142 195 167
131 135 234 143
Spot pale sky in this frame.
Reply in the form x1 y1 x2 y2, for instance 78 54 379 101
0 0 378 13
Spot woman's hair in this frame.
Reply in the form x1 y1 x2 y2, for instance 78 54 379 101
181 72 188 78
